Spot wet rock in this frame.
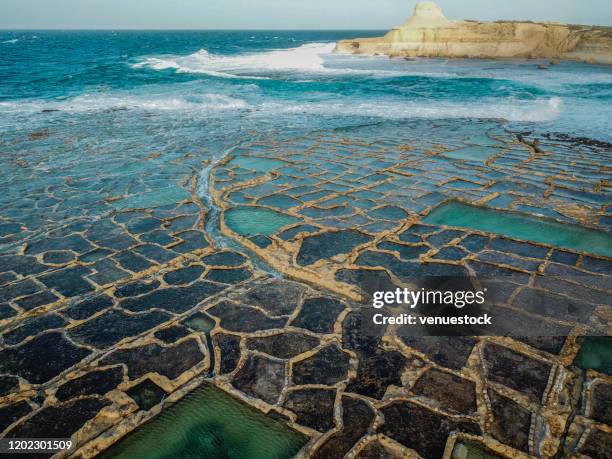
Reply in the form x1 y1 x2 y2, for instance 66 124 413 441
133 244 178 264
140 230 178 247
512 287 597 323
354 440 400 458
578 427 612 459
426 230 466 247
487 389 530 452
482 342 552 402
589 382 612 425
205 268 252 284
370 205 408 221
283 388 336 432
278 224 320 241
0 255 46 277
247 332 319 360
121 282 225 314
379 401 480 458
0 332 91 384
355 251 468 280
172 230 209 253
6 398 109 438
297 230 373 266
213 333 242 374
489 237 549 259
3 314 66 345
70 309 171 349
163 266 205 285
312 396 375 459
14 290 61 311
290 297 346 334
87 259 131 285
248 234 272 248
201 251 247 267
346 349 407 399
126 378 167 410
0 375 20 397
26 234 94 256
38 266 95 297
114 251 154 273
459 234 490 252
64 294 113 320
55 367 124 401
100 339 205 380
335 268 397 301
232 354 285 404
0 401 32 433
412 369 477 414
208 301 286 333
115 280 161 298
42 250 76 265
0 302 18 320
154 325 191 344
293 345 350 386
401 336 476 370
0 278 42 302
377 241 430 260
243 280 304 316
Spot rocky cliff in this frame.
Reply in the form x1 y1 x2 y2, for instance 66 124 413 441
336 1 612 64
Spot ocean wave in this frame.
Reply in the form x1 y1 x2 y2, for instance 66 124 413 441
260 97 563 123
2 39 19 44
0 93 249 114
132 43 339 78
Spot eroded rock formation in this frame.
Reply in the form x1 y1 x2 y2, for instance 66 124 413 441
336 1 612 63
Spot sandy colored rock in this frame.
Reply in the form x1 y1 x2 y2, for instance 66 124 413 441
335 1 612 64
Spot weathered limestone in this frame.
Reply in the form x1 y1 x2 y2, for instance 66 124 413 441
335 1 612 64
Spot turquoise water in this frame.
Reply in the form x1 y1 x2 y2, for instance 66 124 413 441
224 206 301 237
424 201 612 258
1 30 611 142
100 383 307 459
574 337 612 375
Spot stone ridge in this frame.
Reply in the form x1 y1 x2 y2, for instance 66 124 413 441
335 1 612 64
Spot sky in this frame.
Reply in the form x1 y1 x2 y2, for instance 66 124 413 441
1 0 611 29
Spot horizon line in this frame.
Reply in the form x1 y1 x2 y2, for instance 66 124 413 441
0 28 387 31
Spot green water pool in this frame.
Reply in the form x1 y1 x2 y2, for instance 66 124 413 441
100 383 307 459
574 337 612 375
423 201 612 258
224 206 300 237
452 442 502 459
229 156 285 173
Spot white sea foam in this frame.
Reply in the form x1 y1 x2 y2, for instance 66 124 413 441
260 96 563 123
2 39 19 44
133 43 339 78
0 93 249 114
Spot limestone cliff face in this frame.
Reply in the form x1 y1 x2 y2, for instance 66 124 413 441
336 1 612 64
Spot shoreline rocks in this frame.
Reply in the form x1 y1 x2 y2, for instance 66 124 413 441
335 1 612 64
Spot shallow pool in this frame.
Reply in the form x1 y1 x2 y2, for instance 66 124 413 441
100 383 307 459
424 201 612 258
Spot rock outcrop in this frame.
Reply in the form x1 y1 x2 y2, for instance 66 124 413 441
336 1 612 64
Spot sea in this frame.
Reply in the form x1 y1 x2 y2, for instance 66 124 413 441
0 30 611 244
1 30 611 139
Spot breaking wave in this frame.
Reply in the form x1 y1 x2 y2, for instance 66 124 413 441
262 96 563 123
132 43 342 78
0 93 249 114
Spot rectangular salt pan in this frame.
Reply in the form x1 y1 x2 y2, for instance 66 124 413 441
423 201 612 258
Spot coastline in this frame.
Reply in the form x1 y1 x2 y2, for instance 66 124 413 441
0 27 610 459
335 2 612 64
